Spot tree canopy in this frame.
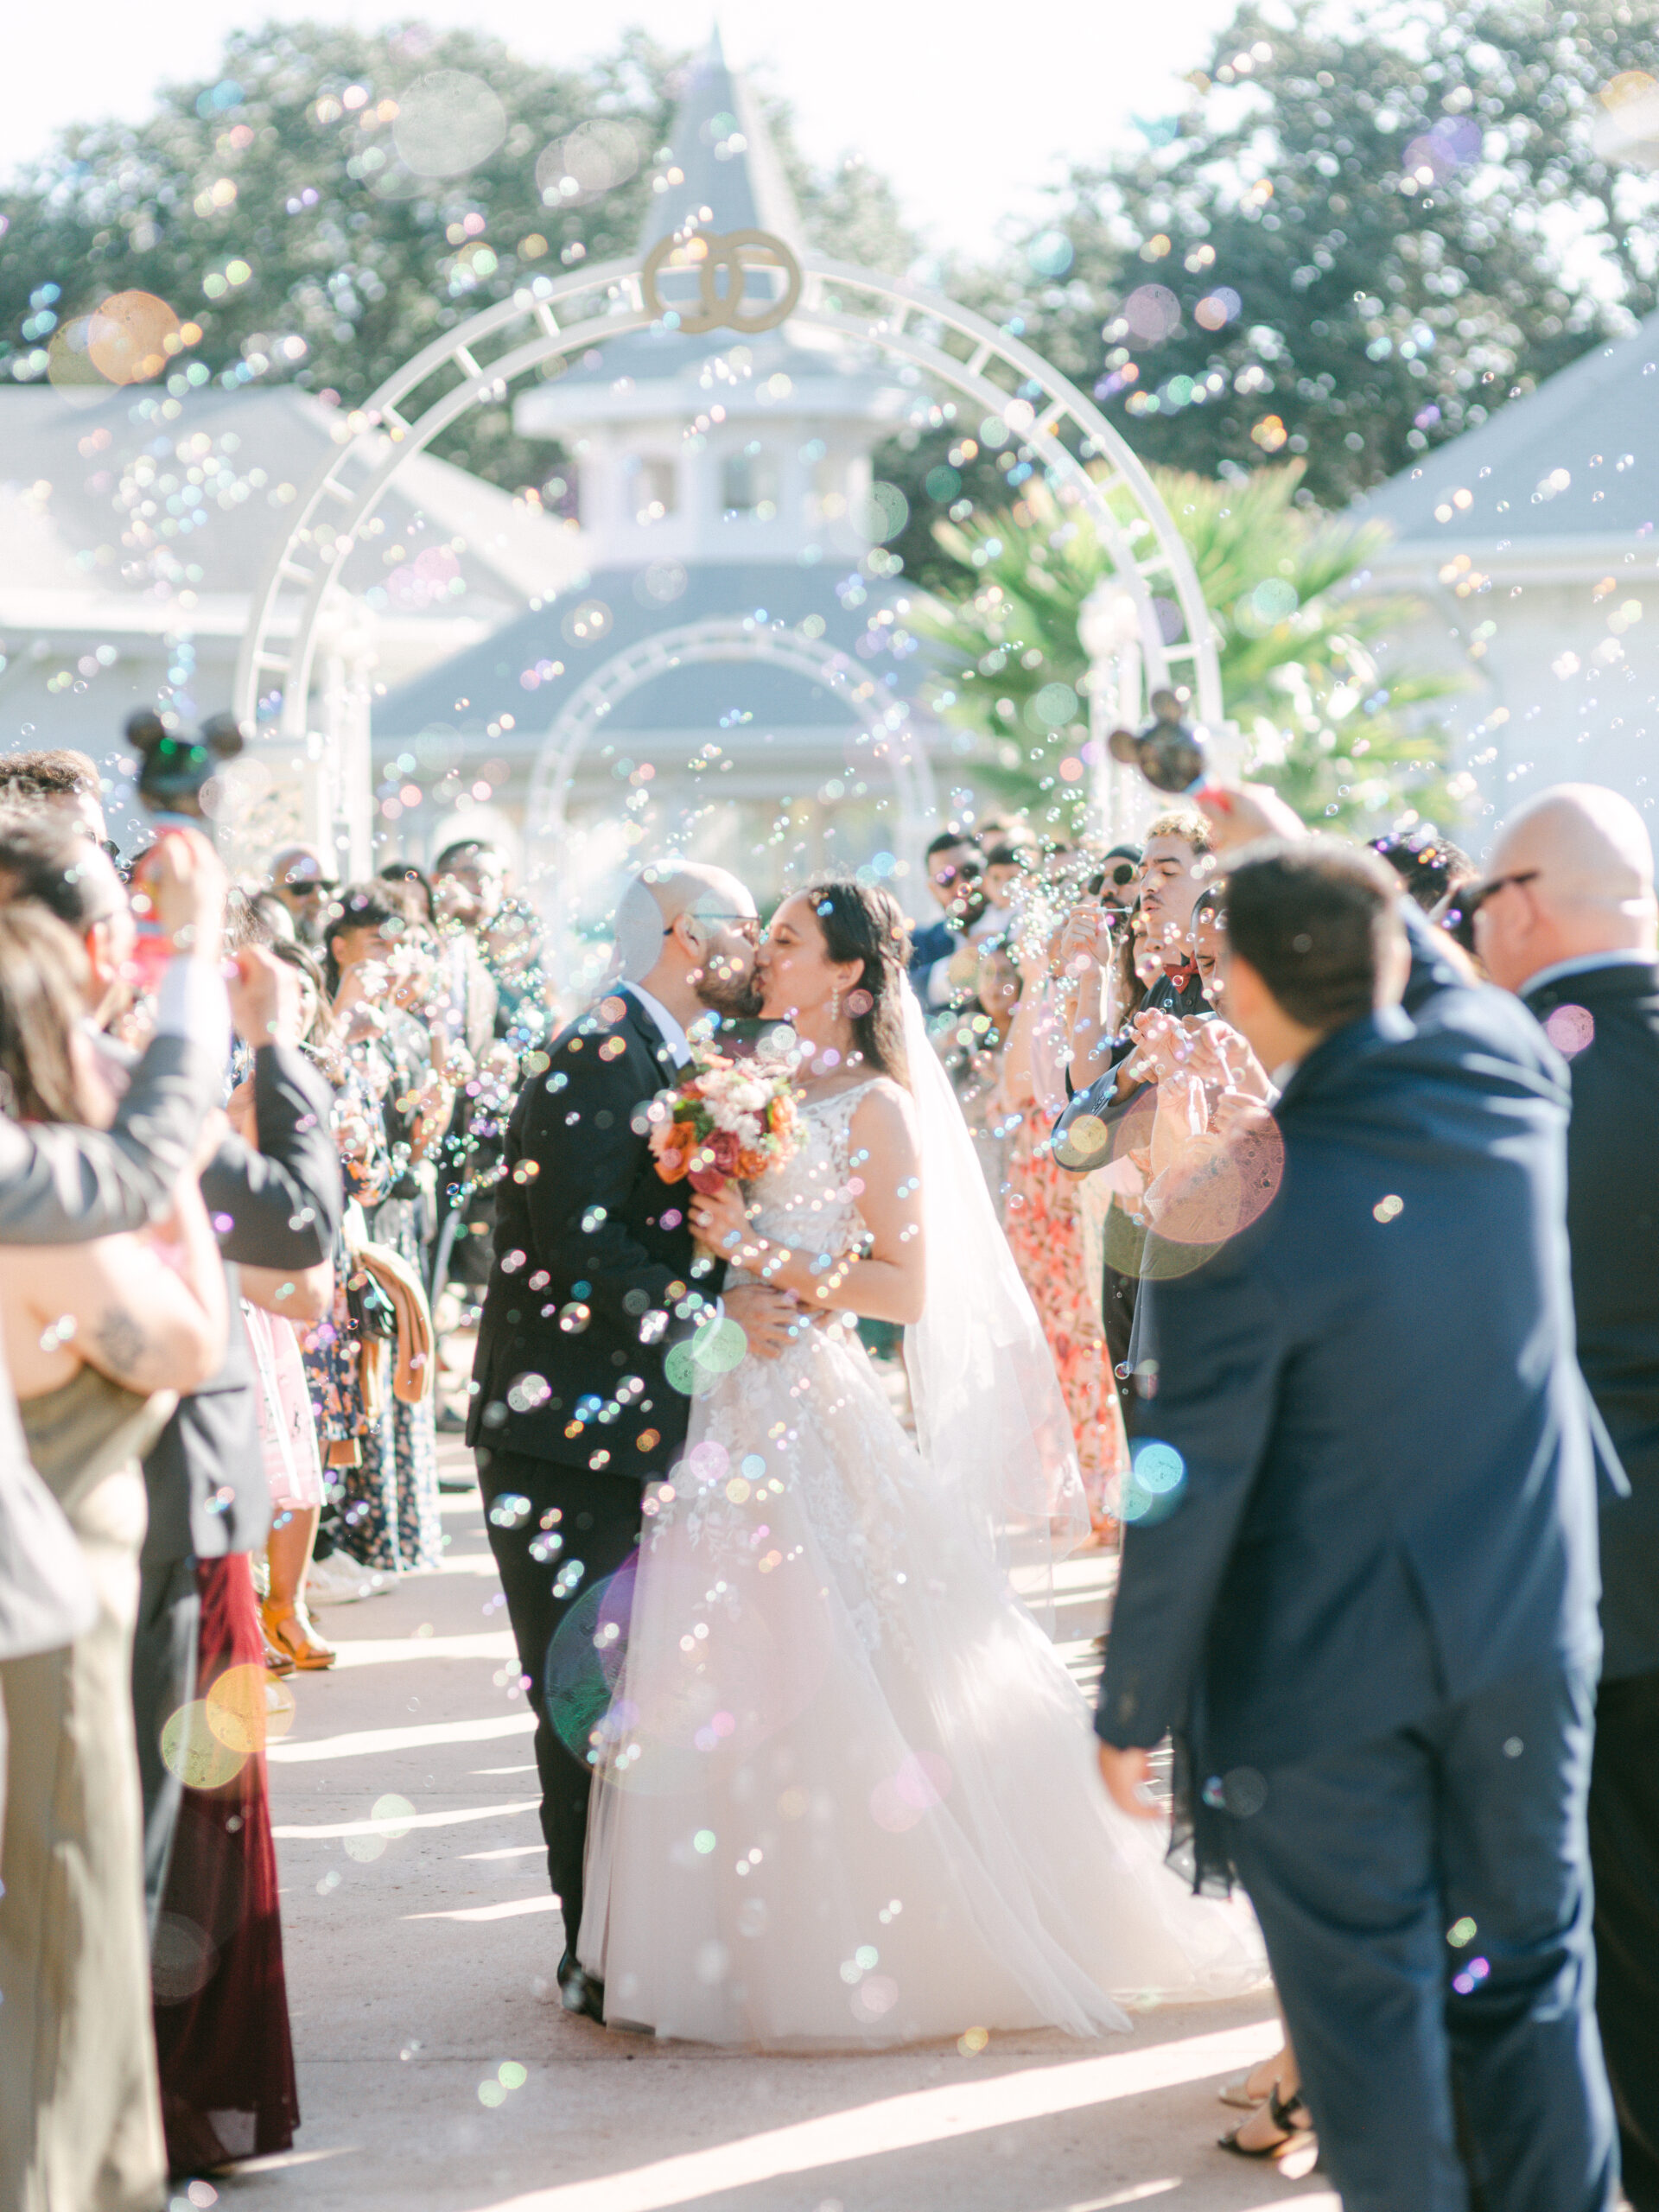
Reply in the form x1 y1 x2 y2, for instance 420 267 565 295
915 462 1464 835
0 20 912 493
980 0 1659 509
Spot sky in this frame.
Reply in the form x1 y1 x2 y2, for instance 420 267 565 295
0 0 1245 252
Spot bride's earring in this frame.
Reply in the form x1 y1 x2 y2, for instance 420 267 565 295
830 987 840 1022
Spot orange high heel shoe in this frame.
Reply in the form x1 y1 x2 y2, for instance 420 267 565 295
260 1597 337 1670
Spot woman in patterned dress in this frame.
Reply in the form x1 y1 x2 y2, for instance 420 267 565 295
995 925 1129 1541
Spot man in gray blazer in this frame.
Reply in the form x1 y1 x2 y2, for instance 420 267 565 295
0 830 228 1823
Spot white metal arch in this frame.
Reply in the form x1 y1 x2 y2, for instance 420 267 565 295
232 250 1222 874
523 615 938 929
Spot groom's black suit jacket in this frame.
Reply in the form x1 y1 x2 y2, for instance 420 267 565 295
468 990 719 1474
1522 957 1659 1682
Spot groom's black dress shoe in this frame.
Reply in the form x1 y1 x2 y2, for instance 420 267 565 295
557 1948 605 2023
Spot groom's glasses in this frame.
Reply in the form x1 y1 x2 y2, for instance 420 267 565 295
668 915 762 944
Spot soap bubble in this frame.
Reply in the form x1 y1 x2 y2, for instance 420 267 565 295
1027 230 1075 277
162 1700 245 1789
1123 284 1181 343
854 482 910 545
84 291 181 385
536 119 643 207
151 1912 218 2002
395 72 506 176
1544 1003 1594 1057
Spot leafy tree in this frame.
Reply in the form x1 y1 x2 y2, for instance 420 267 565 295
871 0 1659 585
914 462 1464 833
1000 0 1659 507
0 20 912 494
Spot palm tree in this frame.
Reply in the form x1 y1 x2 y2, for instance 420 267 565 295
913 461 1464 835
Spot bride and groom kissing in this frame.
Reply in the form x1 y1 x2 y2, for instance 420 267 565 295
468 860 1258 2045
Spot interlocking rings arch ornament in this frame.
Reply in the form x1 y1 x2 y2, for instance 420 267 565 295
231 249 1222 875
640 228 802 337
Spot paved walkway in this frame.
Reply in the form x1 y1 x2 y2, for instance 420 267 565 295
241 1443 1332 2212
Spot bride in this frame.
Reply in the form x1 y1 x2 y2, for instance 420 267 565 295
575 875 1262 2045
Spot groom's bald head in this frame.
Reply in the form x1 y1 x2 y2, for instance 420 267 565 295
613 862 756 980
612 860 761 1019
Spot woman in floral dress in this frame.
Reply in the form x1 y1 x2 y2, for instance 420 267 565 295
995 932 1128 1541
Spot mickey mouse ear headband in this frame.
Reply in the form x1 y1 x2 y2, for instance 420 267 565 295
125 708 245 820
1107 689 1207 796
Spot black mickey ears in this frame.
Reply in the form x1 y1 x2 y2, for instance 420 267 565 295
126 706 246 812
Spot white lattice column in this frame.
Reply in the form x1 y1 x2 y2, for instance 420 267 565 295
1081 580 1152 848
313 599 378 880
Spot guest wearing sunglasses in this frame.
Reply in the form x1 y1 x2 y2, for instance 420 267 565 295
1476 785 1659 2210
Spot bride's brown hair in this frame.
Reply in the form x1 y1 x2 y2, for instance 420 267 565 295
803 874 911 1084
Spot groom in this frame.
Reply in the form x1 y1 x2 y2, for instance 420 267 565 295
469 861 798 2019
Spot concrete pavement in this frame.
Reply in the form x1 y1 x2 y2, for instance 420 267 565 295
238 1444 1332 2212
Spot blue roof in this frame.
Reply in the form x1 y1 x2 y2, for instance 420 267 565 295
373 559 926 742
1354 307 1659 550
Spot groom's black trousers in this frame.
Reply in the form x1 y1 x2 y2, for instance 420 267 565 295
476 1445 644 1955
1224 1662 1617 2212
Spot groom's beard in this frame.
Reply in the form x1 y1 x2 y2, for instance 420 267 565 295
696 963 765 1021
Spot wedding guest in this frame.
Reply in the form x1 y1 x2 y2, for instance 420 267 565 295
427 842 507 1310
1370 828 1475 916
264 842 337 947
378 858 435 924
996 926 1128 1539
142 941 340 2173
909 829 982 982
954 936 1021 1211
1097 838 1615 2212
133 938 340 1908
1054 816 1216 1401
1475 784 1659 2209
0 829 227 1881
0 903 228 2212
321 884 443 1577
249 891 296 944
982 838 1033 919
0 825 226 1654
909 833 989 1013
1065 810 1215 1104
1096 843 1142 917
248 1297 334 1666
0 809 137 1028
0 747 111 847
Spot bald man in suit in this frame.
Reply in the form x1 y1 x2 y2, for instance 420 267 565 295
1477 785 1659 2209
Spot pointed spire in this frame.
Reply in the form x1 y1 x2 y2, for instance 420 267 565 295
639 33 804 253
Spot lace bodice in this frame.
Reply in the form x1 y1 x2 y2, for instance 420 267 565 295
736 1077 887 1270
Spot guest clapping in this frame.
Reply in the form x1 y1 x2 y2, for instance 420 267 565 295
1096 837 1616 2211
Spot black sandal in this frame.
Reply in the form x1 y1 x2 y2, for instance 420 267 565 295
1218 2082 1313 2158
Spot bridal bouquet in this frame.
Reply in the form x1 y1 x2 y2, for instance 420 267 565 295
646 1052 799 1196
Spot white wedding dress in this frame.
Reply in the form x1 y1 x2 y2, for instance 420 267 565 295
577 1079 1263 2046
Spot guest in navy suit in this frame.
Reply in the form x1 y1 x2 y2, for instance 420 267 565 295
907 830 984 1011
1096 837 1617 2212
1476 785 1659 2211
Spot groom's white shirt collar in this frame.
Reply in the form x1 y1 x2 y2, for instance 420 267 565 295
622 980 692 1067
